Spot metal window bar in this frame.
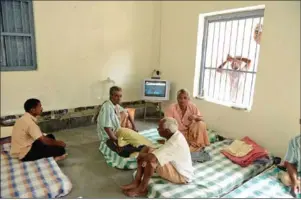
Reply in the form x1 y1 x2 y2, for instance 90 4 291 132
234 19 247 102
217 21 228 101
199 9 264 109
228 20 240 103
207 23 216 97
222 20 233 101
241 18 255 104
212 22 221 97
248 17 263 106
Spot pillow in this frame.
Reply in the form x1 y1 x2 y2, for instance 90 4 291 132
116 128 156 148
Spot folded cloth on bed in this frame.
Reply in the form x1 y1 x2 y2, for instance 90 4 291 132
1 143 72 198
223 140 253 157
221 137 268 167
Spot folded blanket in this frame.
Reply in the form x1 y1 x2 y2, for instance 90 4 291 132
223 140 253 157
221 137 268 167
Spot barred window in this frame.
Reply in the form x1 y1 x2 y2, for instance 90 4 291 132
198 9 264 110
0 0 37 71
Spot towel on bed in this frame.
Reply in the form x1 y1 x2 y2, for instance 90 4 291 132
221 137 268 167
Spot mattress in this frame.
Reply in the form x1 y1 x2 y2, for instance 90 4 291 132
223 166 294 198
99 128 219 170
144 139 273 198
99 128 161 169
0 143 72 198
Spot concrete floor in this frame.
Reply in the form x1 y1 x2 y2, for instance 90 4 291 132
53 120 158 198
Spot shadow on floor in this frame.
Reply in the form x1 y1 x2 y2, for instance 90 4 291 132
53 120 157 198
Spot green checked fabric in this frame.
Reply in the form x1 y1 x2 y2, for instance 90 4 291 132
99 128 161 169
223 166 293 198
99 128 218 170
144 139 273 198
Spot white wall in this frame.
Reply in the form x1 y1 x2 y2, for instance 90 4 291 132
1 1 161 116
159 1 300 157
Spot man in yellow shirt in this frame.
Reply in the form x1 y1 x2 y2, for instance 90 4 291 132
11 99 67 162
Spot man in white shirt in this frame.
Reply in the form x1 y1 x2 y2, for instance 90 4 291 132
121 117 194 197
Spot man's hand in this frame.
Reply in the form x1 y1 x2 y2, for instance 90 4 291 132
132 126 139 132
188 115 204 122
116 146 124 153
112 140 123 153
217 67 223 73
227 54 233 62
188 115 196 121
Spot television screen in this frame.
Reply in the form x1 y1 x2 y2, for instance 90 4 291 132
144 80 166 97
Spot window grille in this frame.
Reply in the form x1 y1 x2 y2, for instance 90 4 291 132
198 9 264 110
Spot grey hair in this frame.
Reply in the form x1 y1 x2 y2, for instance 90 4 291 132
162 117 178 133
177 89 190 98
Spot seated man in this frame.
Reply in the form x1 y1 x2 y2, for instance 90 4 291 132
165 89 210 152
97 86 139 157
280 135 301 196
10 99 67 162
121 117 194 197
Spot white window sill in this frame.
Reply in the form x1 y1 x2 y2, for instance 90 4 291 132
194 96 251 111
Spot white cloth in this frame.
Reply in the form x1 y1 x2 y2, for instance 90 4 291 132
223 140 253 157
152 131 194 182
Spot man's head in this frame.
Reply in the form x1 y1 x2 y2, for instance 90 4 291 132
109 86 122 105
157 117 178 139
177 89 190 108
24 98 43 117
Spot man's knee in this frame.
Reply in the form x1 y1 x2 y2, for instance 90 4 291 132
140 146 154 154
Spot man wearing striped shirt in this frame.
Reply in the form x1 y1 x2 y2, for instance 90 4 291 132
283 135 301 195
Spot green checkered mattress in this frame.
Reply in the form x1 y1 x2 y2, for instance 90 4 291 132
144 139 273 198
223 166 294 198
99 128 161 169
99 128 219 170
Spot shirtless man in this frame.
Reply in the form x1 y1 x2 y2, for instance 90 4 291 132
121 117 193 197
280 135 301 197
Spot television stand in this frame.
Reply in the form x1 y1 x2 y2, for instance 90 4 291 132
143 101 163 121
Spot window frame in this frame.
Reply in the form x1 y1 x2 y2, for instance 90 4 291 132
0 0 37 72
198 9 265 108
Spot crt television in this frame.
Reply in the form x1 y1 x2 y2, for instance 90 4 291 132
142 79 170 101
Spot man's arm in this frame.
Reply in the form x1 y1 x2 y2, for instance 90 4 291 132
217 60 229 70
128 115 137 131
287 162 299 186
99 102 118 142
104 127 118 142
285 137 300 193
188 105 204 122
232 56 251 64
28 125 65 147
38 136 66 147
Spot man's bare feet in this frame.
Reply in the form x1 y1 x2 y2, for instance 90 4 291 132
120 181 140 190
123 187 148 197
54 153 68 161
